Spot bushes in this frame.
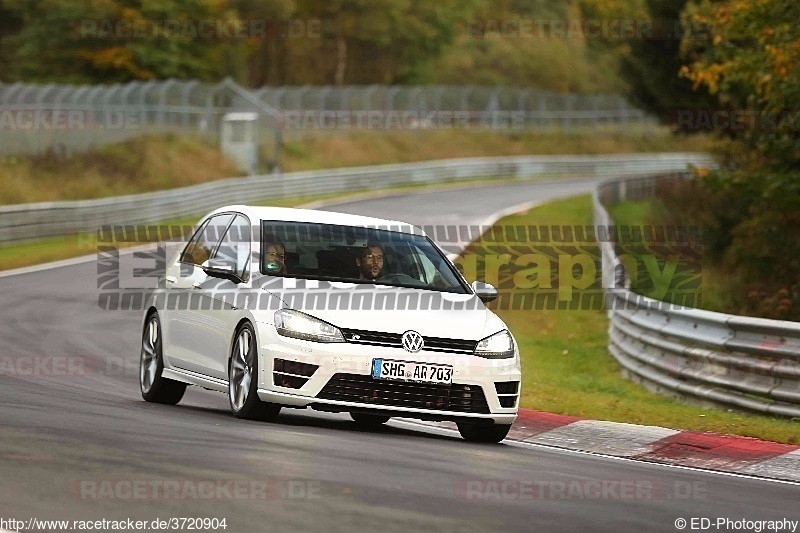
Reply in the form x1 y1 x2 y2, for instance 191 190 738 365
656 170 800 320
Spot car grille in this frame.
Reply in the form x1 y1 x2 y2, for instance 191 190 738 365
339 328 478 354
317 373 490 413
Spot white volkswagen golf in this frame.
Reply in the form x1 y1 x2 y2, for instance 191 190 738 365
140 205 520 442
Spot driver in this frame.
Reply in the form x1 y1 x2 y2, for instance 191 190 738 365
356 243 384 280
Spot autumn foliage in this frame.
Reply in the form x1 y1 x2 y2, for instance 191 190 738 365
654 0 800 319
0 0 635 91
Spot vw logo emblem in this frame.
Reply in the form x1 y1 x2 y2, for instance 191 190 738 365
401 330 424 353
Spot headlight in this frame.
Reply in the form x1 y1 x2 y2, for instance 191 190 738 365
274 309 345 343
475 330 515 359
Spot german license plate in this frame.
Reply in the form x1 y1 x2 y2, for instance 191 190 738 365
371 358 453 385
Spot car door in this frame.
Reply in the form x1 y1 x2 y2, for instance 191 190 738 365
163 213 233 376
191 214 253 380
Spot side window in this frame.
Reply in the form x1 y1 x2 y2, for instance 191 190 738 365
214 215 251 280
180 214 233 266
410 247 437 283
406 242 460 289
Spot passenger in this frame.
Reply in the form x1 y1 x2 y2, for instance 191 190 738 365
264 235 287 275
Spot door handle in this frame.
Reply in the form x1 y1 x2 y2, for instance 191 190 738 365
192 282 202 289
165 276 176 284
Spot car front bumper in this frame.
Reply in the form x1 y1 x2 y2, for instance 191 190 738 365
256 326 520 425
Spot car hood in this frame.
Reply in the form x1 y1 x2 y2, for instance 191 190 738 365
261 282 506 341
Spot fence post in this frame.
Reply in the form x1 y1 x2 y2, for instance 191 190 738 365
181 80 198 129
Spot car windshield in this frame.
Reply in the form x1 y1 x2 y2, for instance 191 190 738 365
260 221 469 293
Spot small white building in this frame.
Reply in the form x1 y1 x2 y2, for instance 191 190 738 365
220 112 258 175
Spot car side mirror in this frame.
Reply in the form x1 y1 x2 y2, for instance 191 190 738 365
201 258 243 283
471 281 498 303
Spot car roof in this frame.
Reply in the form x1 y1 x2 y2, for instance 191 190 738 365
206 205 422 234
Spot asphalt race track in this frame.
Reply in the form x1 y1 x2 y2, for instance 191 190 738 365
1 178 798 532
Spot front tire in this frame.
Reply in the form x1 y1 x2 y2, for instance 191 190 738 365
228 322 281 422
140 313 186 405
457 422 511 443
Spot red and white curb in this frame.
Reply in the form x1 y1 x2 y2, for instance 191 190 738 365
417 409 800 483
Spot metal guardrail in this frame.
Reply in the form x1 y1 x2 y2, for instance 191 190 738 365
0 153 712 244
594 173 800 418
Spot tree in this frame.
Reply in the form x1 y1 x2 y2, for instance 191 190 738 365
229 0 296 86
1 0 241 83
662 0 800 319
680 0 800 168
291 0 465 85
0 1 23 72
618 0 718 127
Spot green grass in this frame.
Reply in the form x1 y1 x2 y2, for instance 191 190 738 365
0 134 243 205
279 129 714 172
462 195 800 444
